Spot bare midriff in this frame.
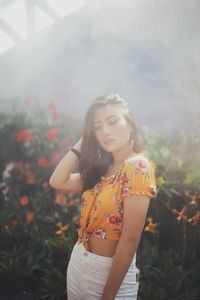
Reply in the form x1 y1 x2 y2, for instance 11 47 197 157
86 232 119 257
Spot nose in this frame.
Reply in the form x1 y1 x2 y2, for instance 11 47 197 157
102 125 112 135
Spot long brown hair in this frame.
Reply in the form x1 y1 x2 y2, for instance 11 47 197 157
79 93 145 191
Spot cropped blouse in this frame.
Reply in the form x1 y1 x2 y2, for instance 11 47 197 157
77 153 157 251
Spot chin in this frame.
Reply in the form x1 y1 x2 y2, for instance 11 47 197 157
106 146 121 153
100 145 114 153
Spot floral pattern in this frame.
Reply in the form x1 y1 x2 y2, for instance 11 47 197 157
93 228 107 239
121 186 132 197
105 214 123 225
81 196 87 208
77 153 157 251
129 156 150 177
113 197 120 205
94 182 103 194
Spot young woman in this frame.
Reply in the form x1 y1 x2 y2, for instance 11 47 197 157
49 93 157 300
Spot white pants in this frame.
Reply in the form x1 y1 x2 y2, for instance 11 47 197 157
66 241 140 299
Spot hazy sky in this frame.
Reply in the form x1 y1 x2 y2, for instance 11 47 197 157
0 0 199 136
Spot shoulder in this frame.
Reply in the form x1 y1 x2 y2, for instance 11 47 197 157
124 153 156 173
120 153 157 198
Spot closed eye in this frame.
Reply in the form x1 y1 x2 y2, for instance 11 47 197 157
110 120 117 125
94 120 117 130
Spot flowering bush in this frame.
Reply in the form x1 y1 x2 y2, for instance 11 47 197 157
0 99 81 299
0 98 199 299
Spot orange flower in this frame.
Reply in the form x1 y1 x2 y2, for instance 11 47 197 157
25 212 34 223
25 170 36 184
56 222 69 237
46 129 60 142
172 206 187 222
19 195 29 205
184 191 200 206
42 182 49 188
11 219 19 227
144 217 158 233
51 109 61 122
38 157 50 168
55 193 65 205
188 211 200 225
16 130 34 143
1 225 11 234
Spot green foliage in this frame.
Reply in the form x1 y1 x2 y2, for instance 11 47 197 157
0 98 200 299
0 99 81 299
39 236 72 300
138 248 200 300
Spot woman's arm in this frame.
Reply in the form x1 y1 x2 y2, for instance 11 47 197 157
49 137 82 189
100 195 151 300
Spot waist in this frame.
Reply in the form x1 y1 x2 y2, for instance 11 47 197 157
78 229 119 257
89 233 119 257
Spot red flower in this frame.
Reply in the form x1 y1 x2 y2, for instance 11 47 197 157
59 137 72 148
121 186 131 197
106 214 122 225
38 157 50 168
94 182 102 194
16 130 34 143
11 219 19 227
50 151 64 165
113 197 120 205
81 196 87 208
19 195 29 205
138 159 148 169
93 229 106 239
47 129 60 142
25 212 34 223
117 172 129 185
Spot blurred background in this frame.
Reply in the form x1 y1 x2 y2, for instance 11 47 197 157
0 1 200 300
0 0 200 136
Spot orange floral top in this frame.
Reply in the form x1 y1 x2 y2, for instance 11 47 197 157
77 153 157 251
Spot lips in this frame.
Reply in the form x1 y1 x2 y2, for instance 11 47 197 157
104 138 115 145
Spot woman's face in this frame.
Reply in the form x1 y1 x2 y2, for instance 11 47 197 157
93 104 132 152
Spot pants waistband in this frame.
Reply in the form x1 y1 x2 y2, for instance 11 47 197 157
74 241 136 265
75 241 114 264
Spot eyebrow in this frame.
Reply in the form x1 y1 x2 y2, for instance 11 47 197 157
93 114 118 124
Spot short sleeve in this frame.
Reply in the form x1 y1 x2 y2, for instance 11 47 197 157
120 154 157 199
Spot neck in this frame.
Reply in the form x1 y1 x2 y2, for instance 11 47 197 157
111 147 136 166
